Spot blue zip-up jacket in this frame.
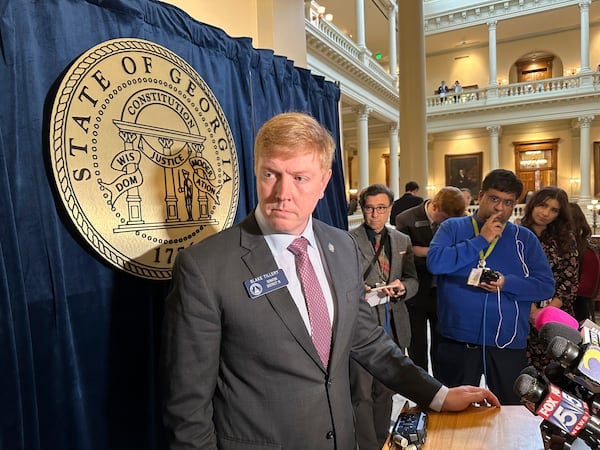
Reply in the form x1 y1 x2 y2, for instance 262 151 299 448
427 215 555 349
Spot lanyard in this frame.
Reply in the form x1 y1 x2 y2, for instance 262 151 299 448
471 216 504 267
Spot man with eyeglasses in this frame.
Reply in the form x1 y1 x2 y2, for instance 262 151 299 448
427 169 554 405
349 184 419 450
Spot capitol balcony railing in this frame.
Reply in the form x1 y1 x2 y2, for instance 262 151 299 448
305 15 398 101
498 75 580 97
426 88 487 108
426 73 597 111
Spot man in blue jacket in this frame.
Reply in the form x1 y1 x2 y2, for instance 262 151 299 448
427 169 555 404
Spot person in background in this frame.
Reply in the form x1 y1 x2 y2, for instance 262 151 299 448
349 183 419 450
427 169 555 404
520 187 579 373
460 188 472 209
569 202 600 322
437 80 449 102
161 112 500 450
453 80 463 103
390 181 423 225
347 196 358 215
395 186 466 376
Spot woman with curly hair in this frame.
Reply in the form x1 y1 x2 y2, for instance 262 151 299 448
520 187 580 372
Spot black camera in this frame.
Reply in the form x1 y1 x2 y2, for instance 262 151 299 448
479 268 500 284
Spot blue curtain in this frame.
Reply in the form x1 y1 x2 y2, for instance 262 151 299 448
0 1 346 449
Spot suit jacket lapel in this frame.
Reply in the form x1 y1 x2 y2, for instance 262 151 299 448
386 225 398 278
353 226 373 257
352 225 378 284
239 213 326 371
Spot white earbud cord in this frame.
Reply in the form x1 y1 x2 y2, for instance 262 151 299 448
494 286 519 349
495 226 529 348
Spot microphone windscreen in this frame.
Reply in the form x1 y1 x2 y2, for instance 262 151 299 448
513 373 543 402
538 322 583 349
546 336 577 362
535 306 579 331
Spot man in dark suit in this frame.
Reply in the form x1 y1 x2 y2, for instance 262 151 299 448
390 181 423 225
395 187 466 376
161 113 499 450
349 183 419 450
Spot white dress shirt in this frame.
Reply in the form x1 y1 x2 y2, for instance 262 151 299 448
255 209 335 333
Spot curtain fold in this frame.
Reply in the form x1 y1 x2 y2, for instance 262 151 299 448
0 0 345 449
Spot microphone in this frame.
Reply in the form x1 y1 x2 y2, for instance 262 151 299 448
517 366 550 416
535 305 579 331
544 360 597 407
513 373 600 447
547 335 600 394
515 365 594 417
515 368 592 447
538 322 583 352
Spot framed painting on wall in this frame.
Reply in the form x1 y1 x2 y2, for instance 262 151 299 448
445 152 483 196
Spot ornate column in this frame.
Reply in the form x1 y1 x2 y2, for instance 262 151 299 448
389 122 399 197
427 135 436 190
398 0 428 189
388 2 398 79
488 21 498 93
580 0 592 72
578 115 594 201
569 124 581 202
486 125 501 170
356 105 371 190
355 0 369 63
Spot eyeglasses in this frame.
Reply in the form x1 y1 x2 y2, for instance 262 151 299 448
363 205 390 214
486 194 516 208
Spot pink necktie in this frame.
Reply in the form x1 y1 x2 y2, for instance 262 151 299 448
288 237 332 368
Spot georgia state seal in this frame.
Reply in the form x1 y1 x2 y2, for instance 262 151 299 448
49 38 239 280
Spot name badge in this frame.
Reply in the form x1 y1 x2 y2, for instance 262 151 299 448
244 269 289 299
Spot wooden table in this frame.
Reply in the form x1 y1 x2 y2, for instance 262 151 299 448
384 405 591 449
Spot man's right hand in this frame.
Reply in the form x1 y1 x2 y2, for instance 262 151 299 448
479 212 504 243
